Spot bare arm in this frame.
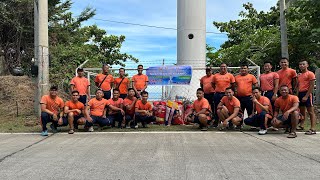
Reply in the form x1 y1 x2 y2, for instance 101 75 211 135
225 107 240 121
305 80 315 97
41 104 54 115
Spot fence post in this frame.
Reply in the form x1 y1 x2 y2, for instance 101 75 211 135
316 68 320 105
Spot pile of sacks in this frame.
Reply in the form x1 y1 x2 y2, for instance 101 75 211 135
153 100 193 126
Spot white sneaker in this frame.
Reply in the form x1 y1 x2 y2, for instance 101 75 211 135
88 126 94 132
134 125 139 129
258 129 267 135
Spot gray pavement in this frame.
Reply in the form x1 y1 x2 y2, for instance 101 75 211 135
0 132 320 180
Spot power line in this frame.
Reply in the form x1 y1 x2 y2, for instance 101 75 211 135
92 18 227 35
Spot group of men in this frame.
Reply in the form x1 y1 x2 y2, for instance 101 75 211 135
191 57 316 138
40 64 155 136
39 58 316 138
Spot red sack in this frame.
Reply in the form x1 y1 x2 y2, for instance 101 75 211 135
153 101 166 124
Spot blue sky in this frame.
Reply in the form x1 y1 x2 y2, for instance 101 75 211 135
71 0 278 68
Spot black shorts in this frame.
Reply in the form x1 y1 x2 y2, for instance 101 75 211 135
193 115 212 124
277 115 292 126
298 91 313 107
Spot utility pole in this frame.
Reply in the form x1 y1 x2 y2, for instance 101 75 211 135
34 0 49 117
280 0 289 59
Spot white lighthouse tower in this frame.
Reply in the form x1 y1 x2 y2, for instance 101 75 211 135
171 0 206 100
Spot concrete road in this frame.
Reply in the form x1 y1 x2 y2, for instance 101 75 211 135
0 132 320 180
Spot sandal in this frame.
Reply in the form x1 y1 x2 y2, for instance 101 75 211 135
296 126 304 130
287 132 297 138
305 129 316 135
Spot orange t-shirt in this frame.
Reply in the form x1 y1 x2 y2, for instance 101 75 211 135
192 98 211 119
255 96 272 115
260 72 279 92
40 95 64 114
132 74 148 91
235 74 258 96
88 98 109 117
135 100 152 115
94 74 114 91
107 98 123 115
114 77 130 94
274 95 299 113
123 97 136 116
70 76 90 95
298 71 316 92
200 75 215 94
220 96 241 114
65 100 84 116
213 73 235 93
277 68 297 89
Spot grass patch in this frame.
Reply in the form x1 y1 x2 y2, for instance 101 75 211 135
0 112 319 133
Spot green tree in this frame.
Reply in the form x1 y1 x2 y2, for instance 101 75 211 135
48 0 138 88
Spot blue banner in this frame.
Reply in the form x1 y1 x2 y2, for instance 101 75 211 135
146 65 192 85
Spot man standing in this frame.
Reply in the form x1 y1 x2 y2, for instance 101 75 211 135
272 85 300 138
132 64 148 98
63 90 86 134
277 57 297 94
244 87 273 135
114 68 130 99
40 85 65 136
184 88 212 131
123 88 138 128
259 61 279 108
95 64 114 99
216 87 243 130
200 67 215 113
70 68 90 105
135 91 155 128
212 63 235 126
107 89 126 128
297 60 316 134
235 63 258 116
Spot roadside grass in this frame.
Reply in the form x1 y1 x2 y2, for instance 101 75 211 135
0 114 319 133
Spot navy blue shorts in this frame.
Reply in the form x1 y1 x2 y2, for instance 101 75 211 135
277 115 292 126
237 96 253 116
193 115 212 125
79 95 87 106
298 91 313 107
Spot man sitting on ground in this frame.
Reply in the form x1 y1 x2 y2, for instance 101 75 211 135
40 85 65 136
123 88 138 128
244 87 273 135
135 91 156 128
63 90 86 134
216 87 243 130
272 85 300 138
107 89 125 128
184 88 212 131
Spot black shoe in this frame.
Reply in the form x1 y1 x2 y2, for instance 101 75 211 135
50 124 58 133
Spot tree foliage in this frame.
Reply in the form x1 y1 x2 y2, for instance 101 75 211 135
210 1 320 71
48 0 138 87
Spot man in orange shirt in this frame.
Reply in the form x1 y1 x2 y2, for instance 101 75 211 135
216 87 243 130
235 63 258 117
63 90 86 134
244 87 273 135
259 61 279 108
132 64 148 98
277 57 297 94
107 89 125 128
272 85 300 138
84 89 110 132
123 88 138 128
114 68 130 99
40 85 65 136
212 63 235 127
95 64 114 99
297 60 316 134
200 67 215 113
135 91 155 128
70 68 90 105
184 88 212 131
